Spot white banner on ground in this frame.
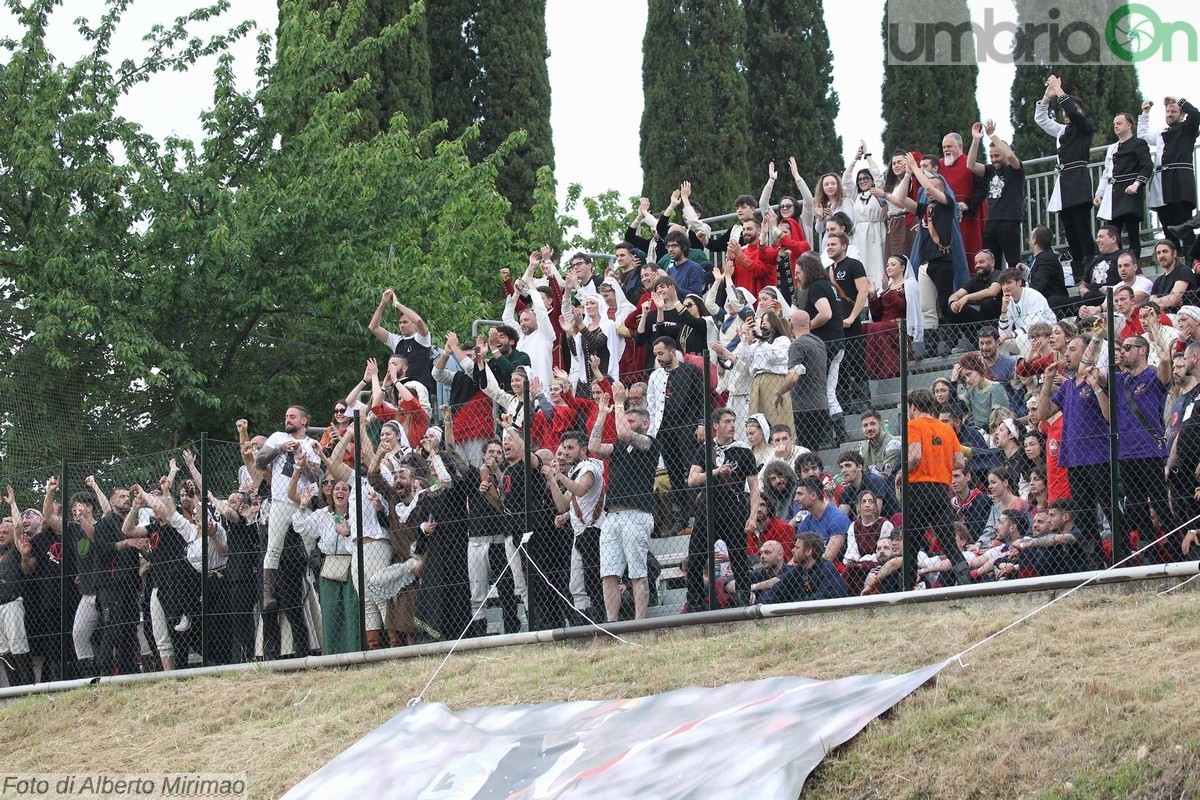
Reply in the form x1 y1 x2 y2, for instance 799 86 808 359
284 659 948 799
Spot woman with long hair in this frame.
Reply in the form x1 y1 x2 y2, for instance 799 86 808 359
740 309 794 431
883 149 920 257
843 490 895 595
864 254 909 379
842 142 888 287
814 172 854 253
292 479 357 655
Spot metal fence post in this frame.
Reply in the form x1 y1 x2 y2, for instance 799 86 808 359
199 433 208 668
1106 301 1126 564
522 379 532 628
899 326 915 591
353 410 366 651
703 349 716 612
59 459 71 678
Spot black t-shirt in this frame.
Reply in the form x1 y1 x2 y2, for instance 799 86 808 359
608 437 661 513
223 516 260 584
804 280 845 350
636 307 707 366
0 545 22 604
1152 266 1198 306
501 459 555 534
661 362 706 432
27 530 63 608
960 270 1002 316
1084 252 1121 289
392 334 435 398
916 200 956 265
66 520 100 596
691 441 757 531
145 518 193 591
983 163 1026 221
470 465 507 538
830 257 867 332
93 511 140 596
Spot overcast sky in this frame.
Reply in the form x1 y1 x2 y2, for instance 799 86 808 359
7 0 1199 219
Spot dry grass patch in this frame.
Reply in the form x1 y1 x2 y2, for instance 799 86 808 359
5 589 1200 799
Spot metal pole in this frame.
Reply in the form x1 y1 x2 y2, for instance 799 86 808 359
1106 300 1126 564
60 459 71 678
199 434 208 668
900 326 915 591
703 350 716 612
353 410 366 651
522 379 532 628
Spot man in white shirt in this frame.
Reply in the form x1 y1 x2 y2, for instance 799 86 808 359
996 268 1057 357
545 431 605 619
502 254 556 386
255 406 321 613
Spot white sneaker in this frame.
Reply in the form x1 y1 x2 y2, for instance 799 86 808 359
174 615 191 633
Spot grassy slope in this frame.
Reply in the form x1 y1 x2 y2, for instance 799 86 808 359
6 589 1200 800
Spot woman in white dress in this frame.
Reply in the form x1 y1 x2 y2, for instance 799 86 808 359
842 143 888 291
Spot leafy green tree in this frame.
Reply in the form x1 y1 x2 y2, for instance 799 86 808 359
641 0 752 215
1009 0 1141 159
743 0 842 192
0 0 527 476
278 0 432 138
880 0 980 156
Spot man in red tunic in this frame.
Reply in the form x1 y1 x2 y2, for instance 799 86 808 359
939 132 988 271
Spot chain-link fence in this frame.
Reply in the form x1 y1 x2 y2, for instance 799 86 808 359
5 257 1200 687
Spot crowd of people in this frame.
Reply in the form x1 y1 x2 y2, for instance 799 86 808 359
4 78 1200 685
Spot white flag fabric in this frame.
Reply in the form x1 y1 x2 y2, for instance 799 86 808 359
283 660 949 799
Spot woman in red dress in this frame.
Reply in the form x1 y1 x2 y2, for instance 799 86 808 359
864 254 909 379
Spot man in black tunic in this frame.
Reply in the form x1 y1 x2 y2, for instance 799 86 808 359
1035 75 1097 278
1094 112 1153 257
1140 97 1200 253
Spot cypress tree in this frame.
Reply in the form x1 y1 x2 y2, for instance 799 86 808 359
641 0 752 215
472 0 555 227
1009 0 1141 159
743 0 842 192
278 0 432 138
880 0 980 157
427 0 482 142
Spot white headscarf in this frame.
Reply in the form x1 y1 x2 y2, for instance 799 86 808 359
577 291 622 382
755 285 794 321
602 276 636 323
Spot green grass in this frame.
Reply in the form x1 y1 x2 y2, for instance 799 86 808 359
5 586 1200 799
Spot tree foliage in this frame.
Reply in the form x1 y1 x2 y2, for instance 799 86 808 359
1009 0 1141 159
743 0 842 192
880 0 980 156
277 0 432 138
0 0 527 476
641 0 752 215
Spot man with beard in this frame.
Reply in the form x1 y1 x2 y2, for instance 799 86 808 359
1140 97 1200 252
946 249 1003 334
686 408 761 609
757 532 848 604
465 439 523 637
41 480 102 677
368 449 430 648
209 489 260 663
726 539 788 602
966 120 1025 269
255 406 321 613
5 488 66 682
760 460 799 522
1148 239 1197 312
938 131 988 263
545 431 606 621
92 484 150 675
